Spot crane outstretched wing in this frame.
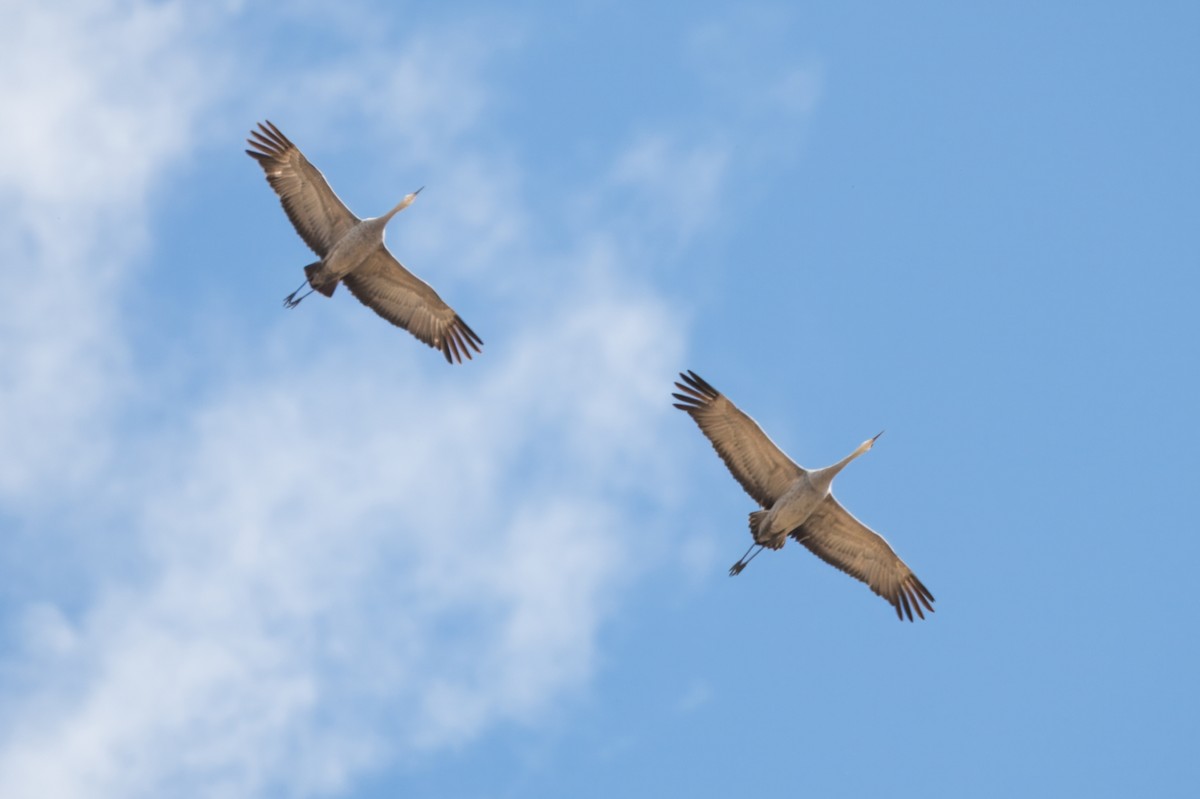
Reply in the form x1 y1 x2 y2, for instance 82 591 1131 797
672 371 804 507
342 249 483 364
792 496 935 621
246 121 359 256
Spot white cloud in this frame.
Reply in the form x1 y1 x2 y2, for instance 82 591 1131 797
0 0 222 502
684 9 822 112
0 5 693 797
604 134 731 247
243 15 520 166
683 10 822 168
676 678 713 713
0 3 824 795
0 270 682 798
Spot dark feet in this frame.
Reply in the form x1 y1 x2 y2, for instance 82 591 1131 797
729 561 747 577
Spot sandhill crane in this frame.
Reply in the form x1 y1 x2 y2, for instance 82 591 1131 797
246 121 483 363
673 371 935 621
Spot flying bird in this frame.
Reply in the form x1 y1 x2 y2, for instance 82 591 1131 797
246 121 483 363
673 371 935 621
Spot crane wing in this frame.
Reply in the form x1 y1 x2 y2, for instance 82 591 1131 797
672 371 805 507
246 121 359 257
341 248 483 364
792 496 935 621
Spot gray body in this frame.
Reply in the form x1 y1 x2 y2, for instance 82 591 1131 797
309 214 392 292
756 468 838 549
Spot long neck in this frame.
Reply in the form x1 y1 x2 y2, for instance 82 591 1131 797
369 200 411 235
831 443 870 475
382 199 409 220
810 443 870 493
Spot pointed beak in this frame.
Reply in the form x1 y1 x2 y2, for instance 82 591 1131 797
871 430 884 445
397 187 423 212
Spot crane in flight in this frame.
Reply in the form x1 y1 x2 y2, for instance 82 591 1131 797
673 371 935 621
246 121 483 363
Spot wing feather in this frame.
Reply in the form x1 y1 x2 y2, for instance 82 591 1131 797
246 121 359 256
792 496 935 621
341 249 483 364
672 371 804 507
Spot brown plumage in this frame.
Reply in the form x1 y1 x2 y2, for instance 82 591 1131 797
246 121 482 363
673 370 935 621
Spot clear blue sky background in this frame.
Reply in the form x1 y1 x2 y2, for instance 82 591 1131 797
1 2 1197 797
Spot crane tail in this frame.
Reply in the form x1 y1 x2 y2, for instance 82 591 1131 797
748 510 768 539
304 263 337 297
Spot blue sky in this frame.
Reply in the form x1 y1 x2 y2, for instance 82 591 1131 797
1 1 1197 797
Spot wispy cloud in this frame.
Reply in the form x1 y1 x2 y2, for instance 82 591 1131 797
0 4 684 797
604 134 731 248
684 9 823 166
0 0 222 502
2 274 678 797
0 4 823 796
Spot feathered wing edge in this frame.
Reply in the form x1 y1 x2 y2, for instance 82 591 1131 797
792 496 935 622
245 120 358 257
341 250 483 364
432 314 484 364
671 370 804 508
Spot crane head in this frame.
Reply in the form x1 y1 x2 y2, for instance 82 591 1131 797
399 186 424 210
859 430 884 454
